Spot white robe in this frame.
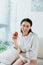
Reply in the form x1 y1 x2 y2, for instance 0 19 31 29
17 32 39 60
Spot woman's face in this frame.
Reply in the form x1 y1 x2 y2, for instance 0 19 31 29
21 21 31 36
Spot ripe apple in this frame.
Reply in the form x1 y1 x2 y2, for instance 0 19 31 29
12 32 18 39
14 32 18 36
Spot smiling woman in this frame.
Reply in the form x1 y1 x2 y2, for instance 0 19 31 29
12 18 39 65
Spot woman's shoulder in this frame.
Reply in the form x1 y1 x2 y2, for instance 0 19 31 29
31 32 39 41
31 32 38 36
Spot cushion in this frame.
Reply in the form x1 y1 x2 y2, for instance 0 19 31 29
38 38 43 58
0 47 19 65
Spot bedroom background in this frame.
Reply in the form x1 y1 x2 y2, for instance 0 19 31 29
0 0 43 41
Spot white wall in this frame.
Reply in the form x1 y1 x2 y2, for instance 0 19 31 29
14 0 43 38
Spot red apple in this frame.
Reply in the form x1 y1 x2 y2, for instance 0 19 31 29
14 32 18 36
12 32 18 39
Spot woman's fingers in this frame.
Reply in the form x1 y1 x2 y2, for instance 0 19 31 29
12 32 18 39
12 36 18 39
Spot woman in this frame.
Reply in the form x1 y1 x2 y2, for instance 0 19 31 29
12 18 39 65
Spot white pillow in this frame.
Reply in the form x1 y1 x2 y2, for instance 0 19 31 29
38 38 43 58
0 47 19 65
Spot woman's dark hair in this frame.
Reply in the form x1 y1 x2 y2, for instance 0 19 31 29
20 18 33 33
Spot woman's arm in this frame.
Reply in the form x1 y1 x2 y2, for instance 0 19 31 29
25 35 39 65
13 39 18 49
12 32 18 49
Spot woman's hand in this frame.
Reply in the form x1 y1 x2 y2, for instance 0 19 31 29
20 52 27 63
12 32 18 40
20 52 26 56
12 32 18 49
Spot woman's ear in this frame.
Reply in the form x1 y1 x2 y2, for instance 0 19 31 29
29 26 32 30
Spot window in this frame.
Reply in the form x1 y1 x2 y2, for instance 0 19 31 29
0 0 10 40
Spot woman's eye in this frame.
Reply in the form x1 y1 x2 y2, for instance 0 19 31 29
23 25 25 27
22 25 29 28
26 25 29 28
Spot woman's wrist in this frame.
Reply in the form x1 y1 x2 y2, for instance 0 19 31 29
13 44 18 49
14 46 18 49
14 47 20 53
13 41 18 49
20 52 26 56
